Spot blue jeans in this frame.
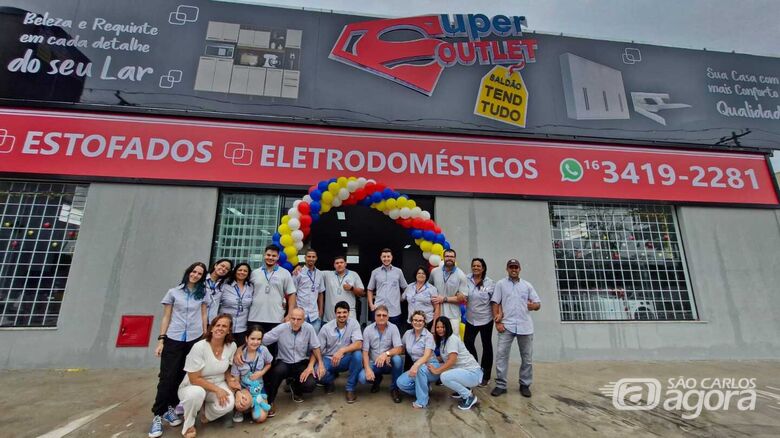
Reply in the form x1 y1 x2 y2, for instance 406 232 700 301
396 358 439 407
306 316 322 333
357 355 403 390
441 368 483 399
321 351 362 392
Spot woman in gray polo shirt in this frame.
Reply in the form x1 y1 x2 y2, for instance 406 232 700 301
428 316 483 410
396 310 440 408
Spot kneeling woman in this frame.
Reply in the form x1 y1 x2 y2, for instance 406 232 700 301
396 310 439 409
177 314 241 438
428 316 483 410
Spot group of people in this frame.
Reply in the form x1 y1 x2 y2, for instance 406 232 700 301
149 245 541 438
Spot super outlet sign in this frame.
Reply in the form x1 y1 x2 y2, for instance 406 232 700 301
0 108 777 206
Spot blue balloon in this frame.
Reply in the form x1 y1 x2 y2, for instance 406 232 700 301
311 189 322 201
423 230 435 241
318 181 329 191
383 188 394 199
392 191 401 198
310 201 321 213
282 261 294 271
443 240 451 250
329 177 338 183
435 233 446 244
311 212 320 221
371 192 383 203
278 251 287 264
411 229 423 239
272 232 281 243
360 198 372 206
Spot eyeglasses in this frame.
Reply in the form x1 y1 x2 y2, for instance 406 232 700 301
412 319 425 324
375 314 388 318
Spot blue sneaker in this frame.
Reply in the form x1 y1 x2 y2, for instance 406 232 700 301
458 394 478 410
162 406 182 426
148 415 163 438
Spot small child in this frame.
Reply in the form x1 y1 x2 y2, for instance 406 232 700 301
231 325 273 423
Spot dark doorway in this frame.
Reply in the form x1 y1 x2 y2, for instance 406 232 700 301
283 194 435 324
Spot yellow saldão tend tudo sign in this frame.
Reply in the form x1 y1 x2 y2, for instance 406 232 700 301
474 65 528 128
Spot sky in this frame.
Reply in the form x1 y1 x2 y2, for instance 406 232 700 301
228 0 780 171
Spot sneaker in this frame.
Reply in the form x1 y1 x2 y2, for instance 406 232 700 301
449 391 461 399
148 416 163 438
479 379 489 387
520 385 532 398
267 406 276 418
391 388 402 403
174 403 184 416
291 390 304 403
370 381 381 393
458 394 478 410
490 387 507 397
412 402 426 409
163 406 182 427
345 391 357 404
233 411 244 423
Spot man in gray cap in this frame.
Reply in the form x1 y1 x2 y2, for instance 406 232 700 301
490 259 541 398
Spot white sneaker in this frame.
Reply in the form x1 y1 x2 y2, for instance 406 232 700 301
233 411 244 423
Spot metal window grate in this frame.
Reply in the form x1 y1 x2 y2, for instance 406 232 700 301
212 192 281 268
549 202 697 321
0 181 88 328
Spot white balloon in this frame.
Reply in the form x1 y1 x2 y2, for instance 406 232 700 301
388 209 400 220
347 181 359 191
367 179 376 185
357 177 367 187
331 197 342 207
411 207 422 218
421 211 431 220
422 251 431 260
429 254 442 266
303 195 313 204
400 207 411 219
294 241 304 250
292 230 304 241
338 188 350 200
288 208 301 219
293 200 302 208
288 218 301 230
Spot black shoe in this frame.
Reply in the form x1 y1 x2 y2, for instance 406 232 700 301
479 379 489 387
490 387 507 397
520 385 532 398
370 381 381 393
449 391 461 399
391 388 402 403
291 390 304 403
324 383 335 394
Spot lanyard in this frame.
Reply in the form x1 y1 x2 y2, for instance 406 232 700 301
337 270 349 294
442 267 457 297
306 268 317 294
233 283 246 316
411 284 427 304
264 266 278 294
206 278 218 294
335 325 346 344
244 350 260 373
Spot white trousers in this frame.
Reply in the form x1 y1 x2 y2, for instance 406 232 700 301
177 381 235 434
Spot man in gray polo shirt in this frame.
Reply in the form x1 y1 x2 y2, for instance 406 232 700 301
262 308 326 415
323 256 365 323
318 301 363 403
358 304 404 403
293 249 326 332
490 259 541 398
367 248 408 327
430 249 469 337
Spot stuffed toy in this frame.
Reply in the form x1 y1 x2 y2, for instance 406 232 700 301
241 374 271 420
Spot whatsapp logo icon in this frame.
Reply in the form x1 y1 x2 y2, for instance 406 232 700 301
560 158 584 182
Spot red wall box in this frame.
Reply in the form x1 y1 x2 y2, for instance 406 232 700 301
116 315 154 348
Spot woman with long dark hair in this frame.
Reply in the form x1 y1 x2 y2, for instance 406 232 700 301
177 314 240 438
428 316 483 410
463 258 495 386
149 262 209 438
205 259 233 323
401 266 440 329
218 262 254 346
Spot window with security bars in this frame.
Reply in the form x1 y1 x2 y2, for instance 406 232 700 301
212 192 281 268
549 202 697 321
0 181 88 328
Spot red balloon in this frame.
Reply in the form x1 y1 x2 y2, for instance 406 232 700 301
309 185 317 194
400 218 413 228
353 189 366 200
301 226 311 236
433 224 442 234
373 183 386 193
364 182 376 194
424 220 435 231
298 202 311 215
299 215 312 228
411 218 424 229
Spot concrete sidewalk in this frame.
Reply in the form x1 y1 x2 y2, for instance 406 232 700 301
2 360 779 438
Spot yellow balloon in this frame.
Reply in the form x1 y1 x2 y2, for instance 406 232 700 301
280 234 294 247
348 176 357 182
459 323 465 339
321 203 332 213
321 191 334 204
420 240 433 252
386 198 397 210
288 255 299 265
407 199 417 209
337 177 348 187
284 246 297 260
377 200 386 211
414 238 422 245
396 197 408 208
278 224 291 235
432 243 444 255
328 182 340 194
281 215 290 224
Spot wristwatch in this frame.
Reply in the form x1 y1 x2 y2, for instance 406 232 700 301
157 334 167 341
385 351 391 357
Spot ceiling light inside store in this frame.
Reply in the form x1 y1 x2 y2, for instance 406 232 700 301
342 243 348 247
340 231 347 237
337 212 346 220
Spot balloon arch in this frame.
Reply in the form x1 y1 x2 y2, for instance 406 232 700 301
272 176 450 272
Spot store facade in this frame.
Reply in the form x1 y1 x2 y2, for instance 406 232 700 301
0 0 779 369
